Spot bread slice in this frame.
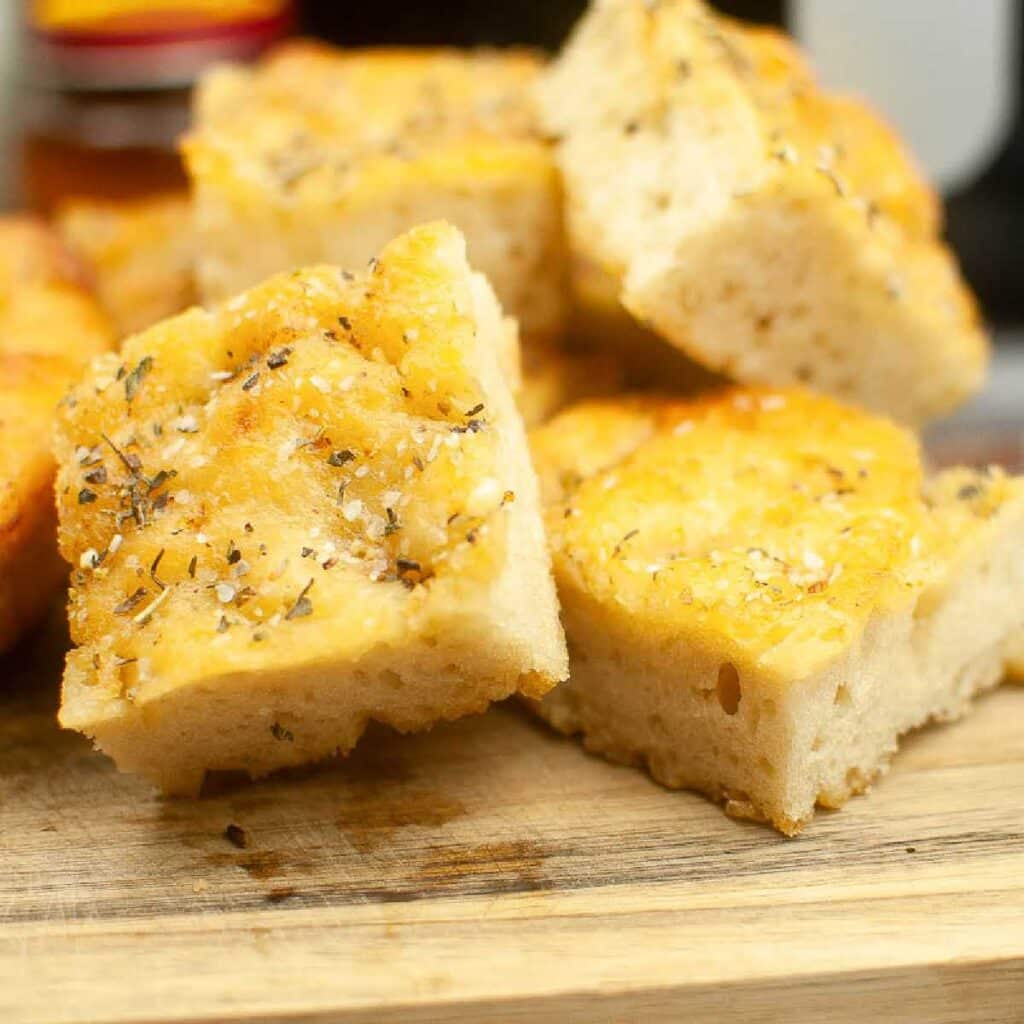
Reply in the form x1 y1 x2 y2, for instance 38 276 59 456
55 222 567 794
529 388 1024 834
56 193 196 337
538 0 987 424
0 218 115 653
184 41 567 344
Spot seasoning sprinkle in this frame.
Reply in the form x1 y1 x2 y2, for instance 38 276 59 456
384 507 400 535
612 528 640 558
285 579 315 620
84 466 107 485
327 449 356 467
133 586 172 625
267 347 292 370
396 557 428 588
150 548 166 589
114 587 149 615
100 432 141 474
78 488 98 505
124 356 153 402
188 555 197 578
147 469 176 494
295 428 324 450
242 372 260 391
227 541 242 565
270 722 294 742
464 402 485 417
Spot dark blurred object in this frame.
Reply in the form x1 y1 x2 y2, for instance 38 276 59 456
946 51 1024 327
22 90 189 213
300 0 783 48
27 2 293 90
19 1 294 213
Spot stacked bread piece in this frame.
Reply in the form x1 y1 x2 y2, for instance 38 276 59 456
540 0 987 424
0 219 114 652
2 0 1014 830
530 390 1024 833
54 223 566 793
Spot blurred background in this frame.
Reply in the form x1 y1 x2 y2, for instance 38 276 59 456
2 1 1020 454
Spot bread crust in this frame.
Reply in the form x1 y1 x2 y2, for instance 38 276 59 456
538 0 987 423
55 222 566 792
530 389 1024 832
0 218 114 653
185 41 567 343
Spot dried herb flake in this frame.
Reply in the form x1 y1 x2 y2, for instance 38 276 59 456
285 579 315 620
124 356 153 402
114 588 149 615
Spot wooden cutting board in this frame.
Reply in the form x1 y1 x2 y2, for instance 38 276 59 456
2 608 1023 1024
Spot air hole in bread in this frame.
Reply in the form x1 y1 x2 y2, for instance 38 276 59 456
716 662 741 715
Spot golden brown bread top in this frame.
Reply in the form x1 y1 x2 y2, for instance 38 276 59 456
705 13 940 240
185 41 549 199
531 388 1024 682
547 0 942 247
54 222 521 706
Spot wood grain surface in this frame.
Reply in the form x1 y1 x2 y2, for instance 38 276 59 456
2 605 1023 1024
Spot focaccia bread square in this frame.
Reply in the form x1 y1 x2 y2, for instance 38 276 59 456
184 42 567 343
55 222 567 794
57 193 197 338
0 217 114 653
530 388 1024 833
538 0 987 423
